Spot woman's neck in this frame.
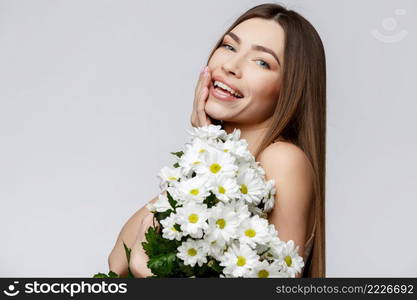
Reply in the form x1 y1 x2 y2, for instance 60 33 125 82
222 118 273 157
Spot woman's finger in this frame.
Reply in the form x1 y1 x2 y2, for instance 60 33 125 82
192 66 208 122
197 67 212 126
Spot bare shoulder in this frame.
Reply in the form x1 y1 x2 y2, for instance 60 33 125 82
257 140 315 204
258 141 313 175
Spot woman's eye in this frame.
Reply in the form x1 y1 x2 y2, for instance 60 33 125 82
256 60 270 69
220 43 270 69
221 43 234 51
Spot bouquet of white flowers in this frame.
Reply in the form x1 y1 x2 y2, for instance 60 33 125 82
142 125 304 278
94 124 304 278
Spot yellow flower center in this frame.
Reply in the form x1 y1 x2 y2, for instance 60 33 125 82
218 186 225 194
284 255 292 267
192 161 201 165
168 176 177 181
236 256 246 266
223 149 229 152
240 184 248 194
258 270 269 278
198 148 206 153
188 213 199 223
216 218 226 229
171 227 177 232
210 163 221 174
190 189 199 195
245 229 256 238
188 248 197 256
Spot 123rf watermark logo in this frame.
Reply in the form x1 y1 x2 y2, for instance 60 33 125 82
3 280 127 297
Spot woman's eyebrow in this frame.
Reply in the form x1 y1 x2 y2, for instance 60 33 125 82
226 32 281 66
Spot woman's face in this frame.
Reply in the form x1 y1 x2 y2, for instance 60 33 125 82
205 17 285 126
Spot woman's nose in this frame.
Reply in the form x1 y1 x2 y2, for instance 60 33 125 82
222 57 243 77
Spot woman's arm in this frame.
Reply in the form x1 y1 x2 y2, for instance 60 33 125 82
107 191 166 277
128 213 160 277
258 141 315 278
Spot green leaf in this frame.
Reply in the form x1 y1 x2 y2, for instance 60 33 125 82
173 223 182 232
178 260 195 277
93 270 120 278
203 192 218 208
93 272 110 278
141 226 182 277
207 259 223 274
147 252 177 277
170 151 184 158
123 242 135 278
142 226 180 258
173 162 180 168
142 227 159 257
123 242 131 264
154 209 173 222
166 190 177 210
108 271 119 278
194 262 222 277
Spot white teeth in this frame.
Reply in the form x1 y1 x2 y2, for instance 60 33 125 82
213 80 243 98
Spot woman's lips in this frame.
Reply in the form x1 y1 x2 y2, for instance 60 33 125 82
209 83 243 102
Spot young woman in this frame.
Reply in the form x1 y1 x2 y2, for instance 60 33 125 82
108 3 326 278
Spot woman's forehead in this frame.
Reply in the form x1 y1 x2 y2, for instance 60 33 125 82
229 18 285 62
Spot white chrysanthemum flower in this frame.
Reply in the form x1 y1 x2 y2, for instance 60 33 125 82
263 235 285 260
157 166 182 189
238 215 271 249
219 242 260 277
276 240 305 277
230 199 251 223
165 186 184 205
267 223 279 237
204 236 227 261
176 175 210 203
175 202 209 239
205 202 241 244
236 160 252 176
245 260 286 278
262 179 276 212
227 127 241 141
236 169 266 205
153 193 172 213
177 239 209 267
252 160 266 178
187 124 227 141
178 138 210 176
194 149 238 179
221 139 251 160
247 204 267 218
160 213 183 241
255 224 280 256
205 174 240 203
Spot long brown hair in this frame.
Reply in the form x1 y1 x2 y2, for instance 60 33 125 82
205 3 326 277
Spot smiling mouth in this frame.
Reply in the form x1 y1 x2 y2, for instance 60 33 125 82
211 80 244 99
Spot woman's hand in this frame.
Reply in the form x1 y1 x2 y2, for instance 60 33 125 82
129 212 160 278
190 65 213 127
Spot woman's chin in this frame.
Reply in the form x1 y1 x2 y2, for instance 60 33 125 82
205 101 227 120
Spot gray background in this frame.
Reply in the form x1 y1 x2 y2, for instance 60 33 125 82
0 0 416 277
